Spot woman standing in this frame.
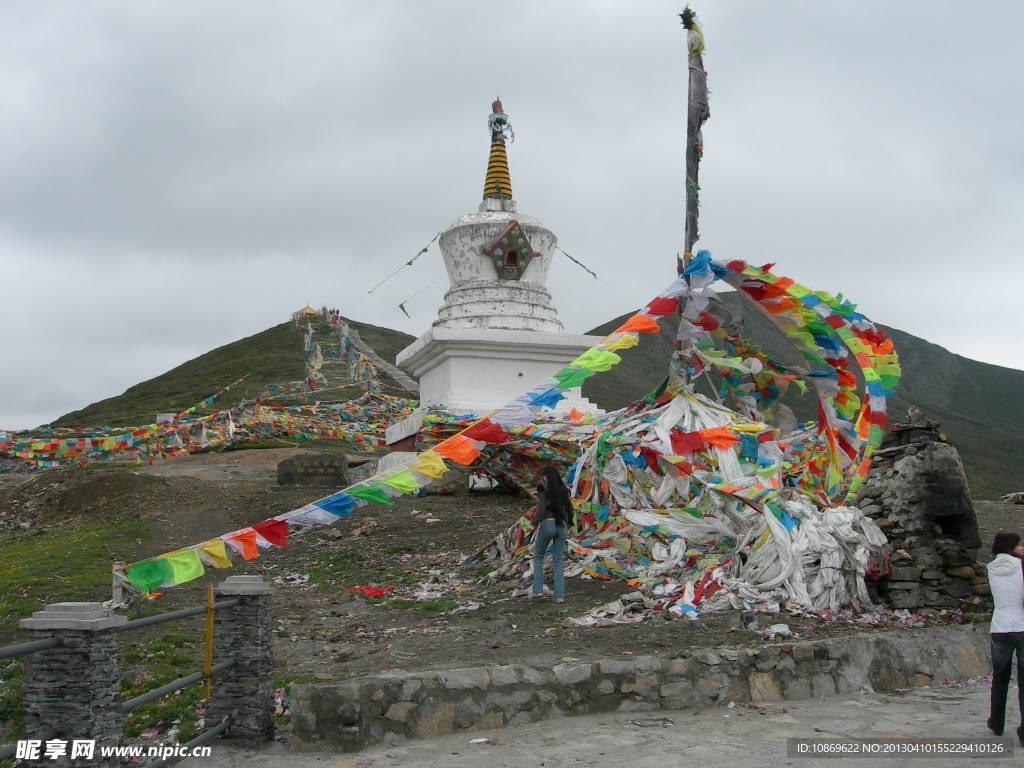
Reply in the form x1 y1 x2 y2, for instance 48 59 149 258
531 465 573 603
986 531 1024 741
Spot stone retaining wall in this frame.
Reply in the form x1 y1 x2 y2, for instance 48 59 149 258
291 622 991 753
276 453 349 487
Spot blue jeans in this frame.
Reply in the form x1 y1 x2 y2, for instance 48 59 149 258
990 632 1024 734
532 519 567 598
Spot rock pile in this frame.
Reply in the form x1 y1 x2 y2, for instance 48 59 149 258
855 411 986 609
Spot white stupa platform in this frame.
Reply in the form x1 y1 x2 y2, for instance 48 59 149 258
384 327 603 445
403 326 602 413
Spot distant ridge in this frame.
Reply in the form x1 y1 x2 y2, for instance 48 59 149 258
53 303 1021 499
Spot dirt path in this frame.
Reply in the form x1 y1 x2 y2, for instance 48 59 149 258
134 447 310 482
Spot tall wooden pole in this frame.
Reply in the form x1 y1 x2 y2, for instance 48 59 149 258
680 7 709 273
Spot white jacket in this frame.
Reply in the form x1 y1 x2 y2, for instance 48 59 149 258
988 554 1024 633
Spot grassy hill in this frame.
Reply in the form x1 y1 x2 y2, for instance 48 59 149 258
581 294 1024 500
53 317 415 428
52 300 1022 499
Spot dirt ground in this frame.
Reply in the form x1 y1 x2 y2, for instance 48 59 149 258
2 449 1017 683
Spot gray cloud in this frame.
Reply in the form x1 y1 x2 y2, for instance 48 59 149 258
2 0 1020 429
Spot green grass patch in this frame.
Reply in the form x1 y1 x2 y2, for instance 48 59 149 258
306 545 370 589
0 659 25 750
120 631 204 741
0 518 148 635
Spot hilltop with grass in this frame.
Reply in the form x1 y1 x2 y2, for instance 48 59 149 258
51 317 416 428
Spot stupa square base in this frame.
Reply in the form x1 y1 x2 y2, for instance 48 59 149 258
389 327 603 437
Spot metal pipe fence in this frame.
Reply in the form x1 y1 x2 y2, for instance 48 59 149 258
0 585 262 765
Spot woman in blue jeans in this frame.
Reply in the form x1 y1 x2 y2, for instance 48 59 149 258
986 531 1024 741
531 465 573 602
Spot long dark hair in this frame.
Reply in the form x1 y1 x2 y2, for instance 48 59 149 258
993 532 1021 556
542 465 572 526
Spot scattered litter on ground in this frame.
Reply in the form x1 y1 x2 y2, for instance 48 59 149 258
345 586 396 597
630 717 675 728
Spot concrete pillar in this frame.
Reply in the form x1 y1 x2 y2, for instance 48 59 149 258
19 602 127 767
207 575 275 743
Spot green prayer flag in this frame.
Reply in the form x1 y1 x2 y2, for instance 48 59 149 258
570 349 621 372
879 374 900 390
643 376 670 404
381 469 420 494
348 484 395 506
799 349 829 367
126 558 174 593
553 367 595 389
161 549 205 586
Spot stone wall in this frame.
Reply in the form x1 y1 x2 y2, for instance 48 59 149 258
207 576 275 743
855 420 986 609
19 603 127 767
276 453 350 487
291 622 990 753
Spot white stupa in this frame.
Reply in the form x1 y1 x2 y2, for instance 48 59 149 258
386 100 602 447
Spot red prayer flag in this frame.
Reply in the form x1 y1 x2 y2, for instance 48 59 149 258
461 419 511 443
670 429 706 454
644 296 679 317
253 519 288 547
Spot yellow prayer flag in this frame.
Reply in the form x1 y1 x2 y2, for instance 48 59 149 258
601 333 639 352
196 539 232 568
411 450 448 479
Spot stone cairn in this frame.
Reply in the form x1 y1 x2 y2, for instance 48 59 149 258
855 408 987 609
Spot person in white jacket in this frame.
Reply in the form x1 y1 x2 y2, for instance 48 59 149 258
986 531 1024 740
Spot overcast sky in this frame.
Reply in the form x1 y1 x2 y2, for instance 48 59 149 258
2 1 1021 430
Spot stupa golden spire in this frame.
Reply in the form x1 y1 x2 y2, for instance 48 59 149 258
483 99 513 200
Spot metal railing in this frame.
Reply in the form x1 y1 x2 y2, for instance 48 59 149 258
0 593 242 765
0 637 60 661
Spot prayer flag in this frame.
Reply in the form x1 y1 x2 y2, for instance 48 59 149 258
253 519 288 547
348 484 395 505
313 493 357 516
160 549 205 586
126 558 174 593
196 539 232 568
223 529 259 560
